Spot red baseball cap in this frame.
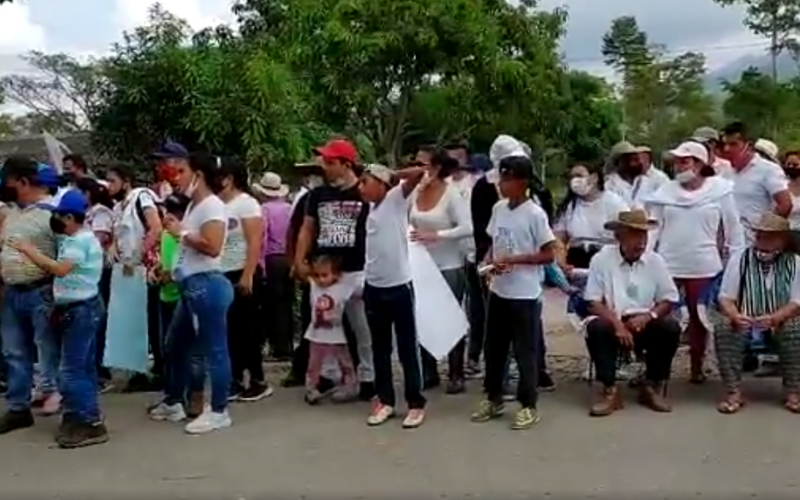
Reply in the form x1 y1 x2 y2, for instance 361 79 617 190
314 139 357 164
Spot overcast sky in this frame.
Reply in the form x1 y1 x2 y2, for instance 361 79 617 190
0 0 771 113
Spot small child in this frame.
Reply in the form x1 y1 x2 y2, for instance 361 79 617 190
304 255 359 404
471 155 556 431
11 190 108 448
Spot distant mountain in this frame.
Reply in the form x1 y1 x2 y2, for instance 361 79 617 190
705 51 799 92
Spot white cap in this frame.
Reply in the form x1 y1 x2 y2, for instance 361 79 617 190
755 138 779 162
667 141 709 164
489 135 530 169
364 163 394 185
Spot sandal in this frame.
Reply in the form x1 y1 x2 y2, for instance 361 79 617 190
717 392 745 414
784 393 800 413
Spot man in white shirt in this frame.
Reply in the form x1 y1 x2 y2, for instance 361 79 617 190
605 141 670 209
583 209 681 417
714 213 800 414
721 122 792 243
691 126 736 180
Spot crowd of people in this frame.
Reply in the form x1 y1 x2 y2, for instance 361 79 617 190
0 121 797 450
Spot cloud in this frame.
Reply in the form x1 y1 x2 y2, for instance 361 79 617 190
114 0 235 34
0 2 47 53
539 0 765 71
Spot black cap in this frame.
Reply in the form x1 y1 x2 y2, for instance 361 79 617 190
498 156 533 180
151 141 189 160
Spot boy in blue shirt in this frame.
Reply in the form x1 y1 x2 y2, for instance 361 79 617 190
10 190 107 448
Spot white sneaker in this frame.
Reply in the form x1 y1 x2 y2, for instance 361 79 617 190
367 400 395 426
185 408 232 434
149 402 187 422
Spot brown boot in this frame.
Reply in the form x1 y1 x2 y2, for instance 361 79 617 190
638 382 672 412
187 391 205 418
590 386 623 417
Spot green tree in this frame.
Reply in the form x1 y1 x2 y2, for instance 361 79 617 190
0 51 105 131
722 68 800 139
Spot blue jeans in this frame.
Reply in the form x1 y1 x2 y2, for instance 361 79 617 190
57 296 104 423
160 300 205 401
165 272 233 412
1 282 58 412
363 282 425 409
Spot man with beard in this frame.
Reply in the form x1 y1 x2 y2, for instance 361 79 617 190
52 154 92 206
106 162 163 391
605 141 669 209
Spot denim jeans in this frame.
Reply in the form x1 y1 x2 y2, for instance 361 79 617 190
1 282 58 412
164 271 233 412
161 300 206 399
57 296 104 423
364 282 425 409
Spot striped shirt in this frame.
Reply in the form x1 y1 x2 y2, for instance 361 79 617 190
1 204 57 285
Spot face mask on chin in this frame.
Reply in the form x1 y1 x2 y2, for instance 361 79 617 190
569 177 591 196
674 170 697 185
755 249 780 263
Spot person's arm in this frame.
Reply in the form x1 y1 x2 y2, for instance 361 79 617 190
396 166 426 197
650 255 680 319
294 190 319 270
718 250 745 320
242 215 263 279
437 190 472 240
12 241 75 277
584 255 627 333
770 255 800 324
646 203 664 253
764 164 792 216
184 220 225 257
719 192 745 256
140 193 163 251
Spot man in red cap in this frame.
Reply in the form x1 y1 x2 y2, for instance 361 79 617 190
293 138 375 400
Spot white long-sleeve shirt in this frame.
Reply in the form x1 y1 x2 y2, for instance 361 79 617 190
606 166 670 210
646 177 745 279
409 183 473 271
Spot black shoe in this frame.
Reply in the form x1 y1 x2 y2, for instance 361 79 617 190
57 421 109 449
358 382 376 401
0 409 34 435
445 378 466 395
317 376 336 394
538 372 556 392
239 382 274 402
228 382 245 402
123 374 160 393
56 413 78 442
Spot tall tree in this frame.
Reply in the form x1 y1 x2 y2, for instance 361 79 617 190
0 51 106 131
714 0 800 81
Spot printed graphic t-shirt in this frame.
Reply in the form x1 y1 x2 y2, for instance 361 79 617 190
303 279 358 345
305 184 369 273
54 229 104 304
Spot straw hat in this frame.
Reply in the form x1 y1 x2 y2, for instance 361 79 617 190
251 171 288 198
746 213 790 233
604 209 658 232
754 138 779 162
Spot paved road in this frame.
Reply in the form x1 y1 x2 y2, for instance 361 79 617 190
2 378 800 498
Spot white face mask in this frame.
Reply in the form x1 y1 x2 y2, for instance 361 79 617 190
569 177 591 196
183 175 200 197
674 170 696 185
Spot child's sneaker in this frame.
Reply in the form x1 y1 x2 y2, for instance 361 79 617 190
367 400 394 426
470 399 504 422
511 407 540 430
465 360 483 379
148 402 187 422
330 385 358 404
185 408 232 434
402 408 425 429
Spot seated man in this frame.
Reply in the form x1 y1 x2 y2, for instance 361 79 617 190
583 209 681 417
715 213 800 414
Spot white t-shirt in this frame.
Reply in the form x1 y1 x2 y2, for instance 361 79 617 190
113 187 157 265
606 167 670 209
87 204 114 234
713 157 736 180
220 193 261 273
175 195 227 279
584 245 680 316
553 190 629 246
409 184 472 271
789 192 800 230
487 199 555 300
733 155 788 243
365 185 412 288
304 279 359 345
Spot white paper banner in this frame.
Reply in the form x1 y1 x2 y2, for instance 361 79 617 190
409 241 469 359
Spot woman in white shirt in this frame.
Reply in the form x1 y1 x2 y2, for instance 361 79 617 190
554 162 629 270
150 152 235 435
410 146 473 394
646 141 745 383
216 158 268 402
782 151 800 249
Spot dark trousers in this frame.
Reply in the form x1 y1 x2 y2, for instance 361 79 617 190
225 268 265 386
290 282 360 382
159 300 177 388
585 316 680 387
95 267 112 381
465 261 487 364
262 255 294 358
484 293 542 408
147 284 163 379
364 282 425 409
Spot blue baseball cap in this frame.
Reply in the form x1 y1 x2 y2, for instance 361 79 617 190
469 153 492 173
151 141 189 159
36 164 61 188
55 189 89 216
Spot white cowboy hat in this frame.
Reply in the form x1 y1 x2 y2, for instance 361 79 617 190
252 171 288 198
